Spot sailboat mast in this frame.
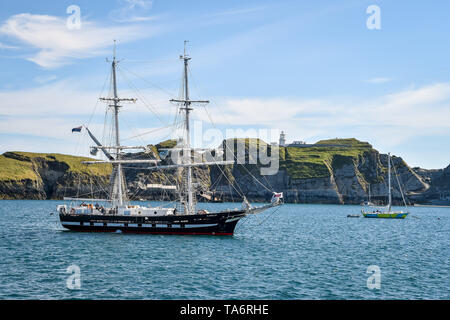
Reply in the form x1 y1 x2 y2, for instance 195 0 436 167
388 152 392 212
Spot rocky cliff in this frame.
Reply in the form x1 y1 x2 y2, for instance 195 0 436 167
411 164 450 205
0 138 448 205
210 138 442 205
0 152 111 200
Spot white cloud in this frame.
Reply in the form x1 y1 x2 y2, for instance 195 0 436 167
205 5 267 18
1 80 449 163
0 76 178 116
33 74 58 84
110 0 156 23
119 16 158 23
0 41 18 49
0 79 177 155
364 77 392 84
202 83 450 148
0 81 98 116
0 13 161 68
124 0 153 9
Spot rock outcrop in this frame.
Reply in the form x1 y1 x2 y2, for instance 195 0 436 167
0 152 111 200
411 164 450 204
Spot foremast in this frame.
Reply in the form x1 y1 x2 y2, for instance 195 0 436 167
99 41 137 207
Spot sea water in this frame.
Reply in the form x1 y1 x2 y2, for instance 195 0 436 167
0 200 448 299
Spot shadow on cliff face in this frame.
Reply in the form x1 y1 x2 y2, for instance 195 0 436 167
33 157 69 199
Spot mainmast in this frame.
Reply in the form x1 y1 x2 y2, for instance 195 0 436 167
170 41 209 214
183 44 194 215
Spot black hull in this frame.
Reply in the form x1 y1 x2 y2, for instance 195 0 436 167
59 210 246 236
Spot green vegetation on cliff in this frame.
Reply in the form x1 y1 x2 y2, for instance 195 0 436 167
280 138 374 179
0 154 37 181
155 139 177 150
220 137 376 180
0 152 111 182
315 138 372 148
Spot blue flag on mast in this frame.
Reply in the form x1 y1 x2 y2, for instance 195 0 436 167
72 126 82 133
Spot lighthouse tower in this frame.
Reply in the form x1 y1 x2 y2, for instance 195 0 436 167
279 131 286 147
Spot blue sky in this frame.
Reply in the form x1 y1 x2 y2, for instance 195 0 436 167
0 0 449 169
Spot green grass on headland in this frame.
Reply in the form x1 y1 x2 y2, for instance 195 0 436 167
0 154 38 181
222 137 376 180
0 151 111 181
155 139 178 150
280 138 374 179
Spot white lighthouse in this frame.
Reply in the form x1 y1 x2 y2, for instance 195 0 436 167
279 131 286 147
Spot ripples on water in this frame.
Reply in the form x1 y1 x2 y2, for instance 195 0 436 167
0 200 448 299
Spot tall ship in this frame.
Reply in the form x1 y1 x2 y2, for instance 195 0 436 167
361 152 409 219
56 42 283 235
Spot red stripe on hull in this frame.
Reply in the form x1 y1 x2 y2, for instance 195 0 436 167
63 226 234 236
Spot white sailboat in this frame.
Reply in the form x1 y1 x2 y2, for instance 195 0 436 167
361 153 409 219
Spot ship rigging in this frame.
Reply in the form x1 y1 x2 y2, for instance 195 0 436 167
57 41 283 235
